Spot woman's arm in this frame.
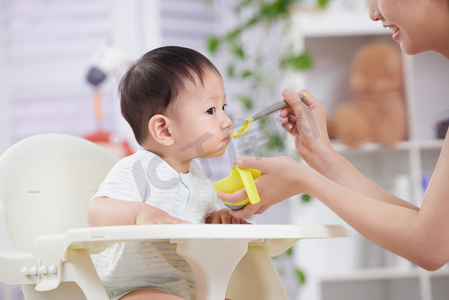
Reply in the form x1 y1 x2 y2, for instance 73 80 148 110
228 152 449 271
309 137 449 271
219 89 416 215
220 88 449 270
311 145 417 209
87 196 189 226
280 89 416 209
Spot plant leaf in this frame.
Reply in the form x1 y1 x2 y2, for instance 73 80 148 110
318 0 330 8
241 70 253 78
230 43 245 59
301 194 312 202
295 268 307 285
207 36 221 54
267 134 284 150
236 95 253 110
281 51 313 70
227 64 236 78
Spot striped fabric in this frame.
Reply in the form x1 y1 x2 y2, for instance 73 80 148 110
91 149 220 299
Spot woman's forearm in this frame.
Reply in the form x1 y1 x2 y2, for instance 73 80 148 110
305 171 446 270
306 146 417 210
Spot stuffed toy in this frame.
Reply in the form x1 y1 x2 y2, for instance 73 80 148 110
328 42 407 147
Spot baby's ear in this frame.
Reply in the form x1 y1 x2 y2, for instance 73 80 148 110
148 114 174 146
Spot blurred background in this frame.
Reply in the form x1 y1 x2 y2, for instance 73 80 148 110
1 0 449 299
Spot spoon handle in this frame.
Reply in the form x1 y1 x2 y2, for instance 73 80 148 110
251 93 306 121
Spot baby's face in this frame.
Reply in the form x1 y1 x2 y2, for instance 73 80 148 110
169 69 233 160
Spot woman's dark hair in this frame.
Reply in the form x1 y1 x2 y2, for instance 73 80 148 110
119 46 220 145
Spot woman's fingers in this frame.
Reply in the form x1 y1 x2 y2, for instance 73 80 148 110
282 89 307 118
217 188 248 204
229 203 264 219
282 88 320 140
232 156 271 173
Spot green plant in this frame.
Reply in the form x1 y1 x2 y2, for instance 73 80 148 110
207 0 324 153
301 193 312 202
207 0 330 196
272 246 307 286
206 1 331 290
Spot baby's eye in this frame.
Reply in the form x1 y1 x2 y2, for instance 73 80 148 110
222 104 228 111
206 107 216 115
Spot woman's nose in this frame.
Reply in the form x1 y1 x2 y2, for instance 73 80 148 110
368 0 382 21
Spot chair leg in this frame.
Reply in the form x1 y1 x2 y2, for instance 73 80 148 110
22 282 87 300
21 249 109 300
60 249 109 300
226 246 289 300
175 239 249 300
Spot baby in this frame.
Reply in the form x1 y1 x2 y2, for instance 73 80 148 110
87 46 246 300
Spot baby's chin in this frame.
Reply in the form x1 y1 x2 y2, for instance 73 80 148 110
204 146 227 159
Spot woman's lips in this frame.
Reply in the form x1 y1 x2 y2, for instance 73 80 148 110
388 25 400 41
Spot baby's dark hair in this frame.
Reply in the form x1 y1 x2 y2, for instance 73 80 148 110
119 46 220 145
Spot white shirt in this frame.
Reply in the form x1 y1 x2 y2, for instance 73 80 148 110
91 149 220 299
93 149 219 222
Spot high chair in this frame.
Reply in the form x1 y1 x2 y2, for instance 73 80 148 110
0 134 350 300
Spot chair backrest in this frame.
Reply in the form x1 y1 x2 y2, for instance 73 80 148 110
0 134 118 253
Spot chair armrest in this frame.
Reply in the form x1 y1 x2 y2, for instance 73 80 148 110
63 224 351 256
30 224 350 292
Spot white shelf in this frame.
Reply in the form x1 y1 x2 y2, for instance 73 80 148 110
288 8 448 300
332 139 445 154
321 267 422 282
293 10 388 37
427 265 449 278
321 265 449 282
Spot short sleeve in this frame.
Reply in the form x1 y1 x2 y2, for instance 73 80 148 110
92 156 144 203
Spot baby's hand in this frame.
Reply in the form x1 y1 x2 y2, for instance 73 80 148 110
136 205 190 225
206 209 250 224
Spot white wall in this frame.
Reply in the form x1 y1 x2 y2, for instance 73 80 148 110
0 1 223 299
0 0 221 152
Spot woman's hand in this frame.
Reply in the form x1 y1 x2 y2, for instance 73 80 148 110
279 89 333 165
217 156 315 219
206 209 250 224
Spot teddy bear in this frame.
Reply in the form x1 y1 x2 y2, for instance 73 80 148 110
328 41 407 148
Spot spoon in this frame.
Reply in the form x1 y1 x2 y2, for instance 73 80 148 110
231 93 307 138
